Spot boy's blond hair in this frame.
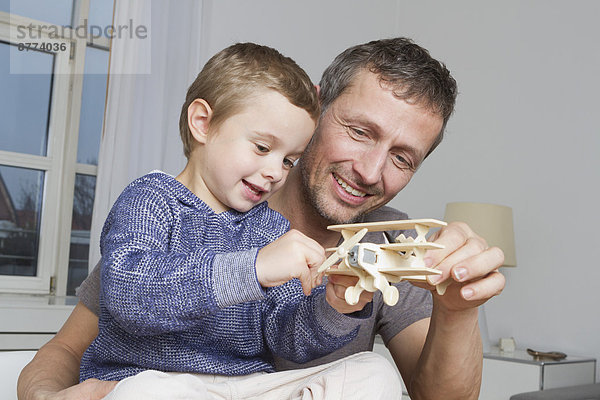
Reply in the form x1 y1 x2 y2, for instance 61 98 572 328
179 42 320 158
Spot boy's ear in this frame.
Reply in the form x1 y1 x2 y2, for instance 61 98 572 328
187 99 213 144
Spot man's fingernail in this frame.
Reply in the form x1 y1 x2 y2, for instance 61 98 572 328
454 267 467 281
462 288 474 299
428 275 441 285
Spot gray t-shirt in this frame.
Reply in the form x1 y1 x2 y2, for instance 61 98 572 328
77 205 432 370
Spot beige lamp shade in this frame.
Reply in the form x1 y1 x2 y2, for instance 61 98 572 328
444 202 516 267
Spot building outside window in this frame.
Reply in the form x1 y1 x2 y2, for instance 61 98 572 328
0 0 112 296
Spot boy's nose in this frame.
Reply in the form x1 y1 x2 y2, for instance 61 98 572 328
261 160 283 183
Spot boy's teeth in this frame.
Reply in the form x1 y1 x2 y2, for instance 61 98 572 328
334 175 366 197
246 183 260 194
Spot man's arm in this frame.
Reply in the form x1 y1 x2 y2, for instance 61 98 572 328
17 302 116 400
388 308 481 399
394 221 505 399
326 221 504 399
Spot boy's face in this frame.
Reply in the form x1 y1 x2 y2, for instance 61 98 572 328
299 70 443 223
199 90 315 213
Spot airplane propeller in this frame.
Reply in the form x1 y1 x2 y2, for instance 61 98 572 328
318 228 368 273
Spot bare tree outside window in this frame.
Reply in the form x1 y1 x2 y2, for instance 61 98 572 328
0 167 43 277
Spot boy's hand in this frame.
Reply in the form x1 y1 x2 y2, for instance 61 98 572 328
256 229 325 295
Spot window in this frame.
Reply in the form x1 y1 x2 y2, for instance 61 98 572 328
0 0 112 295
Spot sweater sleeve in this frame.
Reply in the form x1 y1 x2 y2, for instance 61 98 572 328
261 281 361 364
100 184 265 336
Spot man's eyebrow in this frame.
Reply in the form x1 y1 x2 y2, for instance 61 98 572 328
341 111 381 132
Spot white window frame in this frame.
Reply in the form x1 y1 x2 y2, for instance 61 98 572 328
0 0 110 295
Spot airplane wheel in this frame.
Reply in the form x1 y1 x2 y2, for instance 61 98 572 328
383 285 399 306
345 286 362 305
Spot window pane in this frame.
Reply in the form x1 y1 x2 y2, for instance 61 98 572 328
67 174 96 295
77 46 108 165
0 41 54 156
2 0 74 27
0 165 43 277
88 0 114 38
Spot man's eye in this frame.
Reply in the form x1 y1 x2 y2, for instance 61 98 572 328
351 127 366 136
255 144 269 153
393 154 414 171
395 155 407 164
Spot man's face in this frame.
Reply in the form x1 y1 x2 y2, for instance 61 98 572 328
300 70 444 224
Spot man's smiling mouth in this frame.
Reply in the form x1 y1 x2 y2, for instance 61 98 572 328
333 173 367 197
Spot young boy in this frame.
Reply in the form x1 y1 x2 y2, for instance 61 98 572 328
79 43 358 385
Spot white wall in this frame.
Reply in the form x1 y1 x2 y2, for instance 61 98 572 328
199 0 401 83
388 0 600 379
201 0 600 379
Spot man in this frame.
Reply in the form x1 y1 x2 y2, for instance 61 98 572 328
18 38 505 400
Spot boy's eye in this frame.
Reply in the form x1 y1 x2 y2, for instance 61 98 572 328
283 158 295 168
255 143 269 153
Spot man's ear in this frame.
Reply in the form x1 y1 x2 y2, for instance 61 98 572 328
187 99 213 144
314 84 321 97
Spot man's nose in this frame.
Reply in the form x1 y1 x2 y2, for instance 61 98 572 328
353 146 386 185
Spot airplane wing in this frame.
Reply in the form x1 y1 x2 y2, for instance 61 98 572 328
378 266 441 276
379 242 444 251
325 265 441 278
327 218 446 233
325 268 358 277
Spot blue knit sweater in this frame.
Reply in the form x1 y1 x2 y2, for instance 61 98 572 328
79 172 359 381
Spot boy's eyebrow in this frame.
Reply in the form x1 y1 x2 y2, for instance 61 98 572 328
252 131 281 144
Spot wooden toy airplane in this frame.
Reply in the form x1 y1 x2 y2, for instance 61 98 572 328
317 219 450 306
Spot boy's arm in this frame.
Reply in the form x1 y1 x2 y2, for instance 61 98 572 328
262 282 364 364
100 185 267 336
17 302 116 400
256 228 359 364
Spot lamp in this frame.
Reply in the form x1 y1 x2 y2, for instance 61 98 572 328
444 202 516 267
443 202 517 353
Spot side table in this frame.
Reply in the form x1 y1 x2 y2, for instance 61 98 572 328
480 347 596 400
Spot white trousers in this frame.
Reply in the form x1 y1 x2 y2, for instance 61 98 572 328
102 351 402 400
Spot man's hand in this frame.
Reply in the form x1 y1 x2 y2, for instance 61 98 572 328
18 302 105 400
256 229 325 295
325 274 374 314
420 221 506 310
30 379 116 400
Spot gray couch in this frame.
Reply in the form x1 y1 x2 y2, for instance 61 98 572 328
510 383 600 399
